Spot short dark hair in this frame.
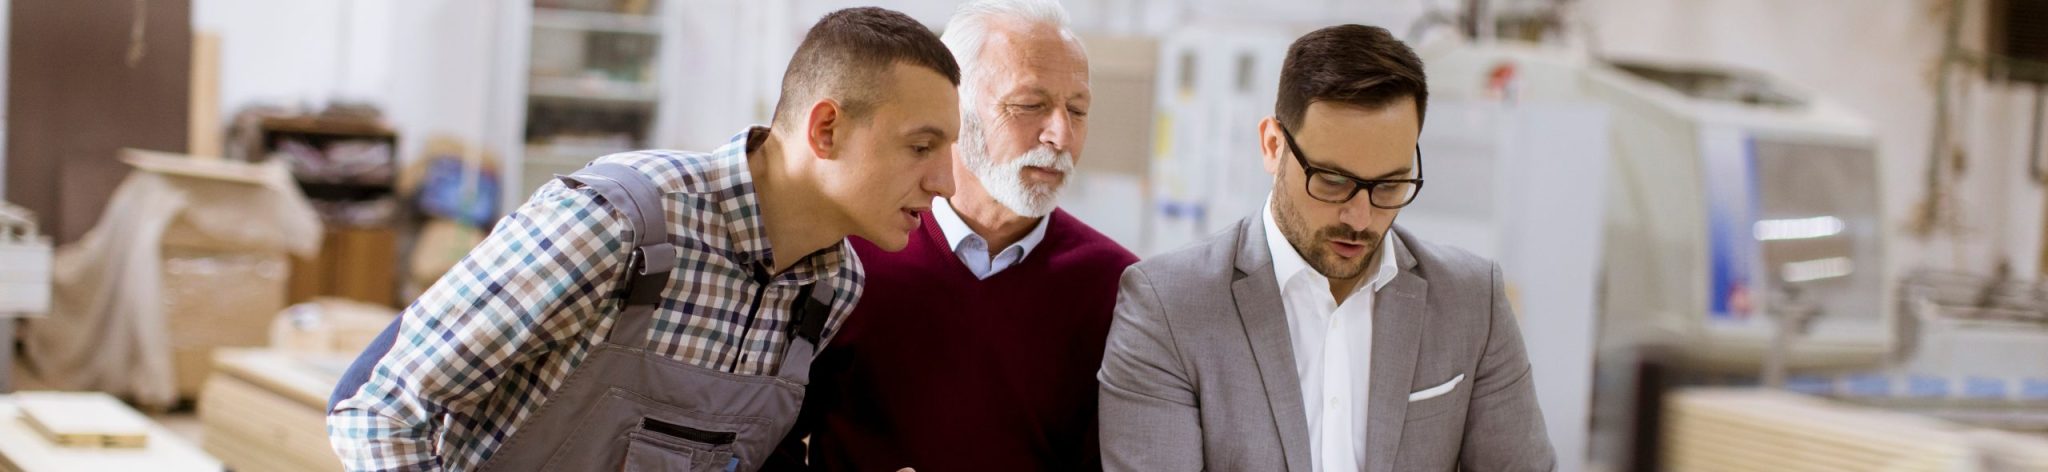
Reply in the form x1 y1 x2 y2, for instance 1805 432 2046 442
772 7 961 132
1274 24 1428 131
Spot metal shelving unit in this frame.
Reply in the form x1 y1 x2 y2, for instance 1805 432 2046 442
488 0 797 212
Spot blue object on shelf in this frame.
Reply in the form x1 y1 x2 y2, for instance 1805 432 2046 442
1843 373 1891 397
1905 375 1950 398
1784 375 1834 395
1961 376 2008 399
2022 378 2048 400
417 157 502 227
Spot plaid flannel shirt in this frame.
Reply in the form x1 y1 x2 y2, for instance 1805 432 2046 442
327 127 864 471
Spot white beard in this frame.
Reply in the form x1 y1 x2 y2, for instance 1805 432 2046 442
960 115 1074 218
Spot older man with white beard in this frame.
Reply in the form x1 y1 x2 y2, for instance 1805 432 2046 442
764 1 1138 471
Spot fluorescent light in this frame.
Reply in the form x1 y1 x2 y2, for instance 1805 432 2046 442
1754 216 1845 241
1782 257 1853 283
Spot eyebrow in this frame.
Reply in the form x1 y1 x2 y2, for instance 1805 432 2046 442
1003 86 1090 102
904 125 948 141
1305 154 1412 181
1364 166 1414 180
1001 88 1049 103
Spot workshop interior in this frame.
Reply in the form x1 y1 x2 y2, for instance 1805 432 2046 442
0 0 2045 470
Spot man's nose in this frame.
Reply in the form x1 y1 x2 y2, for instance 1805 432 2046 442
927 148 956 198
1040 109 1075 153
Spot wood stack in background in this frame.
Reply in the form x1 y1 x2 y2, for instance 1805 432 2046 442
200 349 350 472
1662 388 2048 471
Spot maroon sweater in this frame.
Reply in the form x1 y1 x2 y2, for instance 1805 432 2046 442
767 209 1137 472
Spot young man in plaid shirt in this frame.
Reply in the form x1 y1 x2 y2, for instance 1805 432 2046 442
328 7 960 471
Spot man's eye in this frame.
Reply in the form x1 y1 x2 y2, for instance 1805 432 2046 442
1317 173 1354 186
911 145 933 156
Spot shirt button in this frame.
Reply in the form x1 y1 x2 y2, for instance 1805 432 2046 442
1328 397 1340 407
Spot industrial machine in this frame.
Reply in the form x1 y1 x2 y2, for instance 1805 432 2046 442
1423 44 1892 371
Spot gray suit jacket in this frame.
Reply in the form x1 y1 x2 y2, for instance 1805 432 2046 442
1098 219 1555 471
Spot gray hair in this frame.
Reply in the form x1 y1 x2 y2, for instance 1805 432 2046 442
940 0 1080 111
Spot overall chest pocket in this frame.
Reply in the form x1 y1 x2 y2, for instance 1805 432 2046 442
547 387 761 472
625 421 736 472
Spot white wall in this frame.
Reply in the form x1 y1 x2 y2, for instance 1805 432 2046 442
377 0 496 163
192 0 493 165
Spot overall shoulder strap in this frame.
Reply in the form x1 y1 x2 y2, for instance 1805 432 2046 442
558 162 673 350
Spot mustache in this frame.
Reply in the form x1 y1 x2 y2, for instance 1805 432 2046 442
1317 224 1377 243
1013 145 1074 173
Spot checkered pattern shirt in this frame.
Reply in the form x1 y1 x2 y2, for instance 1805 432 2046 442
328 127 864 471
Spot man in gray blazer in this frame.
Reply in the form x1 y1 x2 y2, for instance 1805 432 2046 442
1097 24 1555 472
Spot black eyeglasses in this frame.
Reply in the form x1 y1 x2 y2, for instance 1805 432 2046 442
1276 122 1425 209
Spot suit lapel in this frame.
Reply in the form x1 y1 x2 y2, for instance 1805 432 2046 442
1231 218 1313 472
1365 234 1428 472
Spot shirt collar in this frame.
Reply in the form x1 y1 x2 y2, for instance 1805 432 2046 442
930 196 1052 261
1261 194 1401 295
714 126 841 285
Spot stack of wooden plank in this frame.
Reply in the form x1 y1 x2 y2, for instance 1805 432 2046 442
0 392 219 471
1663 388 2008 471
199 348 349 472
15 392 150 448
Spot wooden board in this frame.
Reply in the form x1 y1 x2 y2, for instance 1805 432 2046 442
121 148 269 185
0 395 220 472
5 0 193 244
187 32 222 160
13 392 148 448
210 348 346 408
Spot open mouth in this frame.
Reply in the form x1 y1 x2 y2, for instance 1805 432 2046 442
1328 240 1368 259
899 207 926 228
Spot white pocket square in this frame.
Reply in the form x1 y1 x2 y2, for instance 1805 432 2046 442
1408 374 1466 402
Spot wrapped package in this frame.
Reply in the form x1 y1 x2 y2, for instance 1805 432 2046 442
24 150 321 407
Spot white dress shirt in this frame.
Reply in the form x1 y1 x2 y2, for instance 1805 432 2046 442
1263 197 1401 472
930 197 1052 279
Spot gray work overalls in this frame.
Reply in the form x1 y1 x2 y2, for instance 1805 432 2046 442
470 163 828 472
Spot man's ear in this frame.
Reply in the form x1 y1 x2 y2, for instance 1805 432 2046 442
807 99 842 160
1258 116 1283 175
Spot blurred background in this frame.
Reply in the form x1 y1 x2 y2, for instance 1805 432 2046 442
0 0 2044 470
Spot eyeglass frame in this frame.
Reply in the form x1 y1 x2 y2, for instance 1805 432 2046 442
1275 121 1426 209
